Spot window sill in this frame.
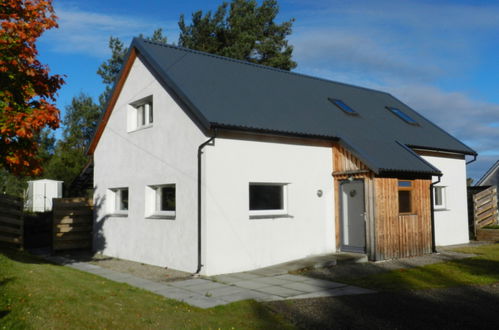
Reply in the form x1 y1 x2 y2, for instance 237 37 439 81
434 208 449 212
249 213 293 220
146 213 176 220
129 124 153 133
108 213 128 218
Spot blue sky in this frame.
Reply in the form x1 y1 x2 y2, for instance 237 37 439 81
37 0 499 181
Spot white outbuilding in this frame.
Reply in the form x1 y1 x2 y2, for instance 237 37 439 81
25 179 63 212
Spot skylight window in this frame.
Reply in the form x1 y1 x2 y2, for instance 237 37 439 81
387 107 418 125
328 98 358 116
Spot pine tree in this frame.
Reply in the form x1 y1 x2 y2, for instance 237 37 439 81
178 0 296 70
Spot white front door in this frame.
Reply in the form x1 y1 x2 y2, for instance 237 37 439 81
340 180 366 253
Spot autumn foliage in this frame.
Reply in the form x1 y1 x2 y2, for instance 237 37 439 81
0 0 64 176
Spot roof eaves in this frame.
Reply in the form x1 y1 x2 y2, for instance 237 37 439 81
387 94 477 155
210 122 339 141
395 141 442 175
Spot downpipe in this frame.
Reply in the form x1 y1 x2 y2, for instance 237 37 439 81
194 134 216 275
430 175 442 253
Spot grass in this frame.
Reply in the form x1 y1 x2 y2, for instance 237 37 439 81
0 249 294 329
336 243 499 291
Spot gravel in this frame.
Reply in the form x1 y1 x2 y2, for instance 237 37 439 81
56 251 191 283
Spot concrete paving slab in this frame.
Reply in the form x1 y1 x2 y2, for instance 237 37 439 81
301 278 347 289
272 274 308 282
231 280 272 290
229 272 263 280
154 287 198 301
67 262 101 271
204 285 246 298
252 277 290 286
219 290 269 303
254 285 304 298
184 281 227 292
169 278 211 288
280 281 334 293
210 275 243 284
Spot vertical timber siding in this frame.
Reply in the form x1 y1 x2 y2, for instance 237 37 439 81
374 178 432 260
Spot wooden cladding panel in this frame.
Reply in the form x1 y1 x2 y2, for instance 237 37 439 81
333 144 369 174
473 186 498 232
53 198 93 251
374 178 431 260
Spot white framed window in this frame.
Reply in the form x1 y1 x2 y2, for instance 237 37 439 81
145 184 176 219
433 186 446 210
127 96 153 131
249 183 288 218
107 187 129 216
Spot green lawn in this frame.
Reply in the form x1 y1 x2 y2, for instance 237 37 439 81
0 249 293 329
337 243 499 291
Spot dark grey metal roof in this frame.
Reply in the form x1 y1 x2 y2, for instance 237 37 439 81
131 38 476 175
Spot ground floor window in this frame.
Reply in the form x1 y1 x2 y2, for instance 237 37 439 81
107 187 129 215
433 186 446 209
145 184 176 218
249 183 288 218
398 180 413 214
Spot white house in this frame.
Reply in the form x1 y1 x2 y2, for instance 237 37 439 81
25 179 63 212
88 38 476 276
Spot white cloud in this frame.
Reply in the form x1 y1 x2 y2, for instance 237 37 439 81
40 5 177 58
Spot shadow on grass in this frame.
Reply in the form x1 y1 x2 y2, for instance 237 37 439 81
266 284 499 329
0 277 14 287
267 245 499 329
0 248 51 266
0 310 10 319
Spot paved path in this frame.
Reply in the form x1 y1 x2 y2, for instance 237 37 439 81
43 255 374 309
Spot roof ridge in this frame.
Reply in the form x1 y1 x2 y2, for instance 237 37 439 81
137 38 391 96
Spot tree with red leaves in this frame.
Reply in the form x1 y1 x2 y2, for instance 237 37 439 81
0 0 64 176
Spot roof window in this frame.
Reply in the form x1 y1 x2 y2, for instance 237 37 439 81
387 107 418 125
328 98 358 116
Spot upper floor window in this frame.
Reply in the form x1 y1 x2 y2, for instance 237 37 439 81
387 106 418 125
136 101 153 127
127 96 153 132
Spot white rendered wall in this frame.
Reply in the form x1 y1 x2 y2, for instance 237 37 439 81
422 155 469 246
202 137 335 275
93 56 207 272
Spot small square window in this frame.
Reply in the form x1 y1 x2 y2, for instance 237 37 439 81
249 183 288 218
136 101 153 127
127 96 153 132
398 180 413 214
107 187 129 215
146 184 175 219
434 186 446 209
